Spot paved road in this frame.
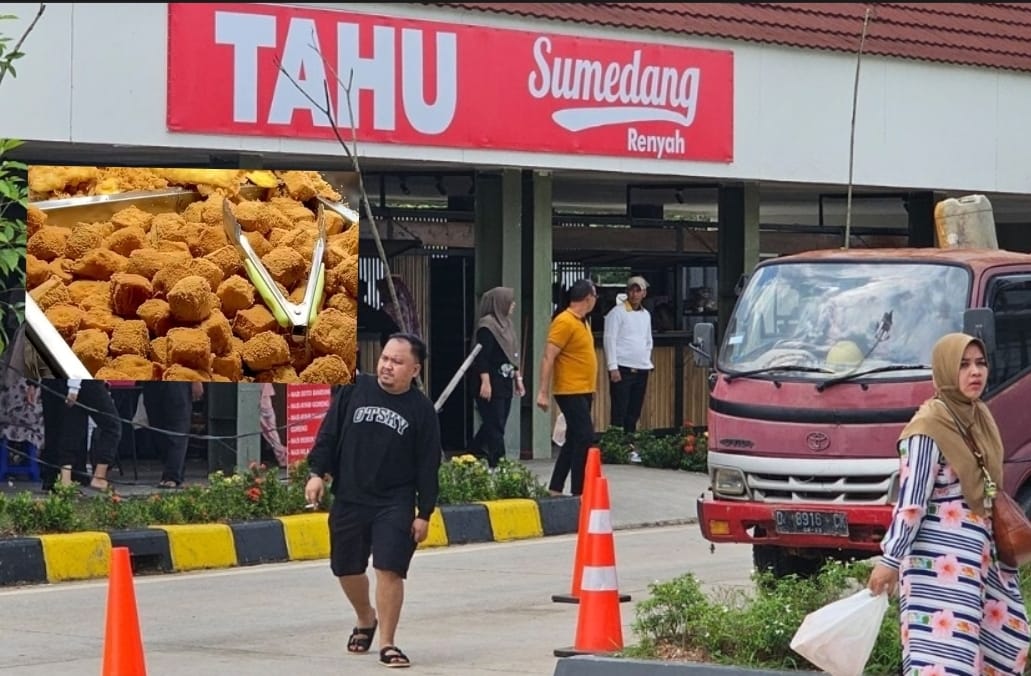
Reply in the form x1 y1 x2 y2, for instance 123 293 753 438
0 524 754 676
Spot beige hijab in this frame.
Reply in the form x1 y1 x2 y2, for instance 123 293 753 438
898 332 1003 516
474 287 519 367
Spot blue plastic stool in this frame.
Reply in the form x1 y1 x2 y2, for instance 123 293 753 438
0 438 41 483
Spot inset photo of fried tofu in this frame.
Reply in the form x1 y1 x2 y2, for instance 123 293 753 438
27 164 360 384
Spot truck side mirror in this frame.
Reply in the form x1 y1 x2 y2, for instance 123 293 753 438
691 322 716 368
963 308 996 355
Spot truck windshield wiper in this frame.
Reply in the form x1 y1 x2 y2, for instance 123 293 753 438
815 364 931 392
724 365 833 382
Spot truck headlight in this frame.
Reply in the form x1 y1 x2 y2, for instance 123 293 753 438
713 467 746 497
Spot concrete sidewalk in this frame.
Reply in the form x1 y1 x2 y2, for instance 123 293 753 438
521 458 707 530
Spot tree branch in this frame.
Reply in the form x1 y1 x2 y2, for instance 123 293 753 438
0 3 46 89
272 41 409 338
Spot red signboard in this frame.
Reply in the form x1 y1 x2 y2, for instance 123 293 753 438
285 384 332 465
166 3 734 162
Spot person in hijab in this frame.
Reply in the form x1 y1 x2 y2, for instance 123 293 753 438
867 332 1029 674
469 287 524 468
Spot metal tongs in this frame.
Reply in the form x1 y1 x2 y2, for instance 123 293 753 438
223 199 338 344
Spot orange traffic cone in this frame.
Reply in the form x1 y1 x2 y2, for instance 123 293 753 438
102 547 147 676
552 446 601 604
554 476 624 657
552 447 630 604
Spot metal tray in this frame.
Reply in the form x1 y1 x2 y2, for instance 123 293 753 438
32 185 266 228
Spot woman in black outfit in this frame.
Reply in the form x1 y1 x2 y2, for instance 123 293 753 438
470 287 524 468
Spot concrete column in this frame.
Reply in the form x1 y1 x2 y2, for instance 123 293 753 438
206 382 262 475
717 183 761 338
521 169 553 460
474 170 523 460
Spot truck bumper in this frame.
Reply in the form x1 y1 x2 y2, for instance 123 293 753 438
696 492 893 553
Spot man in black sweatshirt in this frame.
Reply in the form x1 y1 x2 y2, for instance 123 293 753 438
304 333 441 669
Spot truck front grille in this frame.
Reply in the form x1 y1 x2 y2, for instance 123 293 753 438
747 472 896 504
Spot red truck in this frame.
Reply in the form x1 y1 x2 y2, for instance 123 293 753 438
693 247 1031 577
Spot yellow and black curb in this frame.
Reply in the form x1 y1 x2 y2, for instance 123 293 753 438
0 496 580 587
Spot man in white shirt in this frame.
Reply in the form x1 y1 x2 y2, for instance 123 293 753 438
603 276 654 458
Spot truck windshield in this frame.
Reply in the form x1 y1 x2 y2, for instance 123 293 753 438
719 262 969 378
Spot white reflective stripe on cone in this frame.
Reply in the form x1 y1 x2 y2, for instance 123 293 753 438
588 509 612 534
581 565 619 592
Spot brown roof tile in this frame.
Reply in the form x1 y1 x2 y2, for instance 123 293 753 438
431 3 1031 72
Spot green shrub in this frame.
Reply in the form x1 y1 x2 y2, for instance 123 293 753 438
598 426 632 465
628 559 906 673
437 455 548 504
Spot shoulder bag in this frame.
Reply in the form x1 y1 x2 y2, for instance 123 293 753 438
942 403 1031 567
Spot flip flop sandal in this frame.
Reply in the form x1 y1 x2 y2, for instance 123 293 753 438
379 645 410 668
347 621 377 654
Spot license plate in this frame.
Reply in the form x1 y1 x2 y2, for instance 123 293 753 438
774 510 849 537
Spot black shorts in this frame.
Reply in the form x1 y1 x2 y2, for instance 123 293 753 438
329 501 418 579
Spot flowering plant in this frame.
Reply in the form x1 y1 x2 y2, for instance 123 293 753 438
437 455 549 505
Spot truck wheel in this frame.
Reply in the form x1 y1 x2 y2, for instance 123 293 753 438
752 545 823 580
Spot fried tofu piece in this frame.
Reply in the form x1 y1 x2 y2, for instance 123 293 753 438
204 246 243 279
261 246 306 289
67 280 112 312
30 278 70 311
81 308 123 335
44 303 84 342
149 213 192 247
109 319 150 357
162 364 211 382
26 254 50 288
93 367 135 381
269 197 315 224
156 240 191 254
27 204 47 237
72 329 109 374
152 168 246 193
126 248 192 281
110 205 154 232
242 331 291 372
187 258 224 294
278 170 341 202
232 304 277 342
326 292 358 316
234 200 293 236
167 275 215 323
182 193 234 226
243 231 272 258
327 255 359 298
256 365 301 383
166 327 213 372
105 354 162 381
110 273 154 317
212 352 243 381
92 168 168 195
200 310 233 356
150 336 169 364
151 260 193 298
216 275 256 317
299 354 351 384
47 258 74 284
188 225 230 257
309 308 357 367
69 249 129 281
136 298 174 338
27 226 69 261
325 231 358 267
63 223 107 261
102 226 147 258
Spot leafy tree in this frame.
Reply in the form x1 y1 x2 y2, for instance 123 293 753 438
0 4 45 352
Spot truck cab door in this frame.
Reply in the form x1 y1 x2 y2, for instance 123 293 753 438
981 272 1031 495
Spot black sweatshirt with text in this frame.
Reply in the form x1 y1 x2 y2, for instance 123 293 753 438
307 375 441 520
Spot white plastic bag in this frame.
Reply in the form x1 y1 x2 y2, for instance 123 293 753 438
552 413 567 446
790 589 888 676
